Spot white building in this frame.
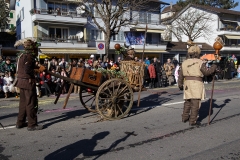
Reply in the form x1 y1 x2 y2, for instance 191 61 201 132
162 4 240 62
14 0 170 62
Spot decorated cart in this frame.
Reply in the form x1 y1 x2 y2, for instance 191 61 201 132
47 59 145 120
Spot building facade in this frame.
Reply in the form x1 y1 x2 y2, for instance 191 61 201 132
163 4 240 62
14 0 170 62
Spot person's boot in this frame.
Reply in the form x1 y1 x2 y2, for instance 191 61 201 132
5 92 8 98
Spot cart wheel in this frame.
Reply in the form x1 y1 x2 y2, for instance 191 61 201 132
95 78 133 120
79 87 97 112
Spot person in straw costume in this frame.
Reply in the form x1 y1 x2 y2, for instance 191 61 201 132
14 38 45 131
178 40 218 126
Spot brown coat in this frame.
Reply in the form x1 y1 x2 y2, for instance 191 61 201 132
178 58 217 100
15 53 36 90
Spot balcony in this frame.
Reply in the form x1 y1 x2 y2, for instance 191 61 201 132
38 37 88 48
221 44 240 51
109 41 167 51
30 8 87 24
217 27 240 36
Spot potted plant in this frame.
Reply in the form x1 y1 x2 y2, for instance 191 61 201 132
227 25 234 30
29 9 35 15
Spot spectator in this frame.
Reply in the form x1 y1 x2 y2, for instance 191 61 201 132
153 58 162 88
134 57 138 62
164 58 175 86
172 57 179 68
3 71 14 98
144 56 150 69
1 56 16 76
237 65 240 79
230 59 236 78
60 68 67 94
148 60 156 89
51 68 61 96
40 71 52 97
174 63 181 86
59 58 68 70
143 62 150 88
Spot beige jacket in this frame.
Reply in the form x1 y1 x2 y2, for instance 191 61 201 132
178 58 217 100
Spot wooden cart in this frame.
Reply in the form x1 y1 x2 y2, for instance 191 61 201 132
46 61 145 120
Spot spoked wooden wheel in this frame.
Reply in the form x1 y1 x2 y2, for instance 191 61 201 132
79 87 97 112
95 78 133 120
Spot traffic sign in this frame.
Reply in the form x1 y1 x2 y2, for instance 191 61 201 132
98 43 104 50
96 41 105 54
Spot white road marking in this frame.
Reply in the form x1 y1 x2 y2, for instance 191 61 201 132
0 125 16 130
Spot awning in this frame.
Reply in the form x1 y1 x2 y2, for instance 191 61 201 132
225 35 240 39
39 48 97 54
134 49 168 53
136 29 164 33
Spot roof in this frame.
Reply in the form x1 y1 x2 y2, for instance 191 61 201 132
191 4 240 16
150 0 170 5
167 41 214 51
162 4 182 13
165 3 240 23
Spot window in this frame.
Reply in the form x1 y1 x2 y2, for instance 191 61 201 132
49 27 68 39
91 30 102 40
8 24 14 29
9 12 13 18
139 12 151 24
48 2 54 13
115 31 124 41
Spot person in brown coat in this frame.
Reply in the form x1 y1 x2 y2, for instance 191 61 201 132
14 38 45 131
148 60 156 89
178 41 217 126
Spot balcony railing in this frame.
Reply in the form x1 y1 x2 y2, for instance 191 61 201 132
30 8 86 18
217 27 240 32
38 36 87 44
131 19 161 25
223 44 240 47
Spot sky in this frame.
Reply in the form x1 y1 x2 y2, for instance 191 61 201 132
164 0 240 12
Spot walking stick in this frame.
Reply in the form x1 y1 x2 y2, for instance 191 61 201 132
208 74 215 125
208 36 223 125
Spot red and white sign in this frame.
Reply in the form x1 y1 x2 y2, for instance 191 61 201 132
96 41 105 54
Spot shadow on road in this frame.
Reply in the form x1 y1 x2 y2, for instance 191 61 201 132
39 109 89 128
0 113 18 121
198 98 231 122
44 131 133 160
127 90 180 118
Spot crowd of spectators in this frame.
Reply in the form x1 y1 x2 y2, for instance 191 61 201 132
0 55 239 99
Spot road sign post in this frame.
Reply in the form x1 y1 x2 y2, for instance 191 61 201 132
96 40 106 61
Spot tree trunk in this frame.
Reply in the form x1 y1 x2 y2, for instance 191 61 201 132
104 33 111 61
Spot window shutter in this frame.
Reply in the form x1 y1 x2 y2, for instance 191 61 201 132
10 12 13 18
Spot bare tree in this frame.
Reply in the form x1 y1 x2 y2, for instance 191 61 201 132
78 0 162 58
166 8 215 42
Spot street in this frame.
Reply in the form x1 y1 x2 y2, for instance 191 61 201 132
0 79 240 160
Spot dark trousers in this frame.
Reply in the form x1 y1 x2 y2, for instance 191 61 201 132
17 88 38 128
149 78 155 88
182 99 201 125
156 73 162 87
43 82 52 96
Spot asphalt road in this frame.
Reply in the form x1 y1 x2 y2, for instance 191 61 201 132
0 79 240 160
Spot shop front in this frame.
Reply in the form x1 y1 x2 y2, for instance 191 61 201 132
39 47 97 62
